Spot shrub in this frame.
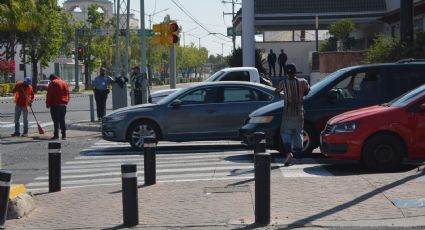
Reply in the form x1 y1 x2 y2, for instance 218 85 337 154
0 84 10 94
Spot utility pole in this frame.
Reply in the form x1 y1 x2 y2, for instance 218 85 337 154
222 0 240 51
400 0 414 45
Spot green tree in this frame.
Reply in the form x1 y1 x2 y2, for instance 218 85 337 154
0 0 38 60
227 47 266 74
208 54 228 72
322 19 356 51
24 0 63 92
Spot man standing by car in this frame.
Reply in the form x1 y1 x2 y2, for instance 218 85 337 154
274 63 310 165
130 66 148 105
92 67 114 120
46 74 70 140
11 77 34 137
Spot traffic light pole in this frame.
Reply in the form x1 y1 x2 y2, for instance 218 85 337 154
140 0 148 104
74 30 79 91
170 45 176 89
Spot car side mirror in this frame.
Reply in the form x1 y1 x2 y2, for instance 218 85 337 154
420 103 425 112
170 99 181 108
326 90 339 102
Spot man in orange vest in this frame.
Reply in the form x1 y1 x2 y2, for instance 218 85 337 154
11 77 34 137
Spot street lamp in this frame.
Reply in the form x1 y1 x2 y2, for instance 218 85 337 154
183 27 197 47
146 8 169 29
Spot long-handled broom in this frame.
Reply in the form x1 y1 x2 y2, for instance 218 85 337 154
29 105 45 134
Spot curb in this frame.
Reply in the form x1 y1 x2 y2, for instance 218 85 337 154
66 121 101 132
7 185 35 220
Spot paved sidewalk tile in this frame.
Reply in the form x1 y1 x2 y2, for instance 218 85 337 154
5 165 425 229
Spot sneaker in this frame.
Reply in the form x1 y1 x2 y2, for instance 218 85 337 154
11 132 20 137
50 136 59 140
283 153 293 166
21 133 28 137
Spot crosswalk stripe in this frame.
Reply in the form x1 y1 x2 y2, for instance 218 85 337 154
25 140 334 191
30 121 53 128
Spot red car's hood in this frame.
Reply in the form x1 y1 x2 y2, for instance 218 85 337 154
329 105 396 124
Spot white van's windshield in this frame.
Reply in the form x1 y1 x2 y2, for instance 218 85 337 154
205 71 225 82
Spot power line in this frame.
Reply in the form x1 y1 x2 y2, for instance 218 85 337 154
170 0 228 42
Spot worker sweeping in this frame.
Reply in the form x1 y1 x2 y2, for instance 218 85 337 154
11 77 34 137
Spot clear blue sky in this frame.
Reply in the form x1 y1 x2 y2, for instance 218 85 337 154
59 0 241 56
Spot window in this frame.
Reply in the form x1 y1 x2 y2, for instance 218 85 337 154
222 87 271 102
179 88 216 105
385 67 425 100
221 71 250 81
330 70 380 101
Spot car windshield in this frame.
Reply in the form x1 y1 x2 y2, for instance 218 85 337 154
205 71 225 82
308 68 351 96
386 84 425 107
157 88 184 104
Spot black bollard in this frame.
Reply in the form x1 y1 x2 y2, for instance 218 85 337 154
255 152 271 225
253 132 266 154
143 137 156 186
48 142 61 193
121 164 139 227
0 170 11 228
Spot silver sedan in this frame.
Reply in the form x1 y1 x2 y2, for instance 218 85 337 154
102 81 280 149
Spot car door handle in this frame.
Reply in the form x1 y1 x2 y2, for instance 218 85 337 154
206 109 216 114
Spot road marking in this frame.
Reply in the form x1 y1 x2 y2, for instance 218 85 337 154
275 157 334 177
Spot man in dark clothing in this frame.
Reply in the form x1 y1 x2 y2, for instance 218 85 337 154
274 63 310 166
46 74 70 140
278 49 288 77
267 49 277 77
131 66 148 105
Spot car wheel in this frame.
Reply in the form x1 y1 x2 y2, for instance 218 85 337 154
274 131 284 154
128 120 159 150
302 123 317 155
362 134 404 172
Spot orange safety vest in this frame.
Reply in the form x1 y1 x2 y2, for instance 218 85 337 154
14 82 34 109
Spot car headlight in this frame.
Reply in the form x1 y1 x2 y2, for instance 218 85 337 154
248 116 274 124
106 113 127 122
333 121 359 133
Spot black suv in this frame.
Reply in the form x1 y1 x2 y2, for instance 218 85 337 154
239 59 425 154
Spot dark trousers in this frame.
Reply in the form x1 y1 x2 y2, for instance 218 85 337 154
279 63 286 77
94 90 108 119
50 105 67 137
268 63 276 77
134 89 143 105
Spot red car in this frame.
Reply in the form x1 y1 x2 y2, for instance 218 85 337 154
321 84 425 171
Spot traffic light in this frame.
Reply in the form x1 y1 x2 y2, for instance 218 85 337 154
152 22 180 46
152 23 166 45
77 47 84 61
167 22 180 45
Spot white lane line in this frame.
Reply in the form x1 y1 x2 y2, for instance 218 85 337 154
34 165 254 180
30 121 53 128
26 171 254 188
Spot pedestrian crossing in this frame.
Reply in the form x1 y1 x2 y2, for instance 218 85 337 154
25 140 334 191
0 121 53 128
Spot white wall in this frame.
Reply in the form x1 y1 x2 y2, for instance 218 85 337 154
256 41 316 76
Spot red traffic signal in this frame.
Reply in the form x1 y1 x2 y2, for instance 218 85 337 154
168 22 179 44
77 47 84 61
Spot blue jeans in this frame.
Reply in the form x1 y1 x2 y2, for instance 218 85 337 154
14 106 28 134
280 127 303 159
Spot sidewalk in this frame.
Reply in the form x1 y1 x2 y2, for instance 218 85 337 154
5 162 425 229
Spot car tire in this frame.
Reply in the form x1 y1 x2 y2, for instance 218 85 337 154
274 131 284 155
362 134 404 172
127 120 160 150
302 123 317 155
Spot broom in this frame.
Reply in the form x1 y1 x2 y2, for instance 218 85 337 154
29 105 45 134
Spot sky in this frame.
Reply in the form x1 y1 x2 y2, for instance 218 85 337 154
59 0 241 56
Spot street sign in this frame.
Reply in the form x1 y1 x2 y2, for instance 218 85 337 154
95 29 114 36
137 29 153 36
227 27 262 36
